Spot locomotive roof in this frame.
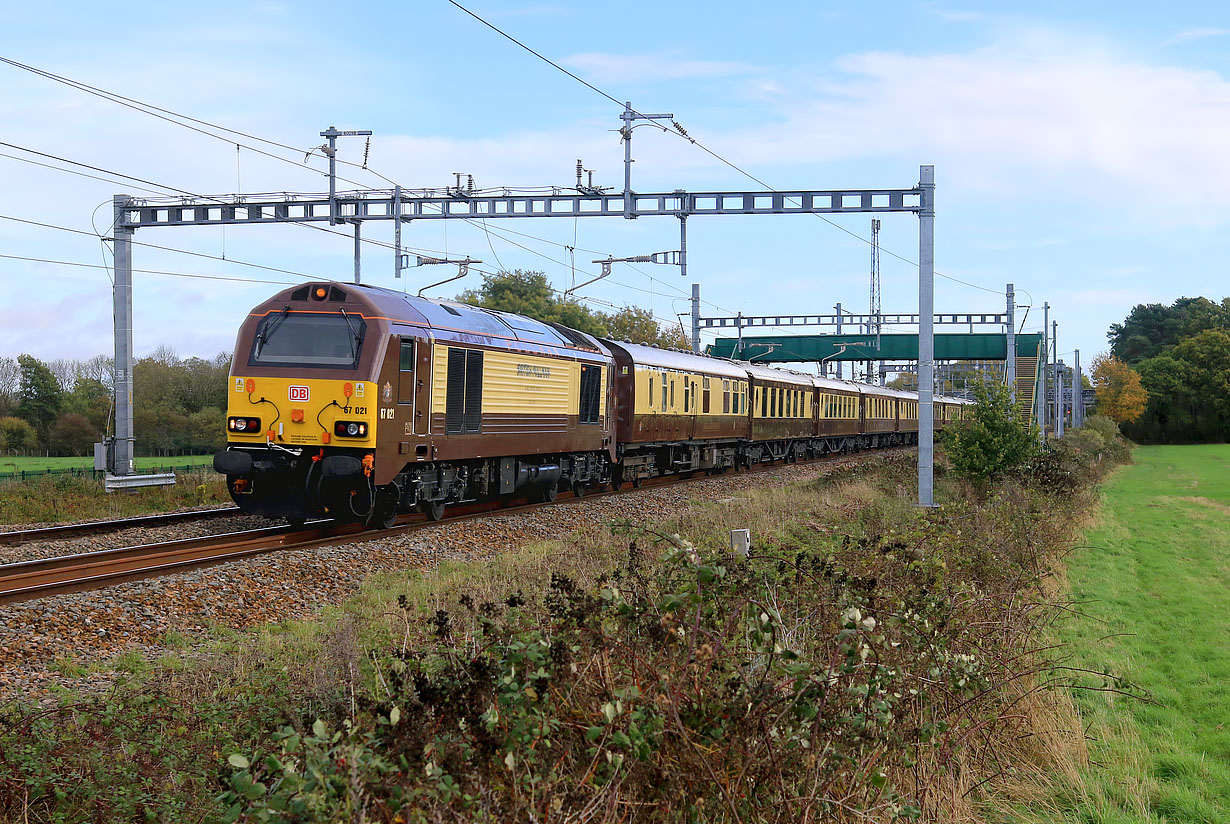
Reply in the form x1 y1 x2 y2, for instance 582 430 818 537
605 340 750 378
278 282 607 358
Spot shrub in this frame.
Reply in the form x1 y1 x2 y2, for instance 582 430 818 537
942 379 1040 486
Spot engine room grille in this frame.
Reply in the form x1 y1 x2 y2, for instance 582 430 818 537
446 347 483 435
579 363 601 425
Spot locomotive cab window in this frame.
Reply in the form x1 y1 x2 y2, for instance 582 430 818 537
248 310 366 369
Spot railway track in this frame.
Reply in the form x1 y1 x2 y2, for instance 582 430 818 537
0 450 890 606
0 507 244 546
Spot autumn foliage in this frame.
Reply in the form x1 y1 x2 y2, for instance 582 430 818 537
1090 355 1148 424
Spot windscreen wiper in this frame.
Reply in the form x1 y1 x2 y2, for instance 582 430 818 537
339 308 362 357
257 305 291 354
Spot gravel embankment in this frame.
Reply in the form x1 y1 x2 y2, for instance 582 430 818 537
0 463 843 703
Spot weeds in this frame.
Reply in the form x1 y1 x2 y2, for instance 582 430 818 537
0 432 1132 823
0 470 230 524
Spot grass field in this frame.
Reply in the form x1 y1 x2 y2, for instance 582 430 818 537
0 454 214 475
1032 445 1230 823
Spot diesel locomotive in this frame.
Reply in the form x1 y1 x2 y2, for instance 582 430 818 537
213 282 970 526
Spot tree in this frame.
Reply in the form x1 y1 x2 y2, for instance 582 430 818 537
1108 296 1230 364
50 412 97 457
0 356 18 417
605 306 689 349
0 416 36 454
63 377 112 434
1134 355 1193 439
1090 354 1148 424
17 354 63 447
1173 329 1230 427
942 379 1039 485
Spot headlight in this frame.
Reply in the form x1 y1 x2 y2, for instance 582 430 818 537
228 417 260 432
346 422 360 436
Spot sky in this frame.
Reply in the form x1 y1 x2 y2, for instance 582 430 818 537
3 0 1229 379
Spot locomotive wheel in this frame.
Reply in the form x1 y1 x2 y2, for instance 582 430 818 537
370 484 400 529
419 500 446 522
632 475 644 488
539 485 559 503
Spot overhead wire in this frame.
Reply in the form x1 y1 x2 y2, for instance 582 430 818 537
0 252 296 286
0 54 397 189
445 0 1004 298
3 50 742 321
0 213 328 281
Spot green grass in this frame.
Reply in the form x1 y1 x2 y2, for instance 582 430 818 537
1034 445 1230 823
0 470 232 525
0 454 214 475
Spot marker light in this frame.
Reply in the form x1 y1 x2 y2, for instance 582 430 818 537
228 416 261 432
312 286 328 300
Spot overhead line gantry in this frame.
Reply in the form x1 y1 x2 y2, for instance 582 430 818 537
107 151 940 505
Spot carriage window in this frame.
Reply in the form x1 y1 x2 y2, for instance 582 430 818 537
662 373 668 410
649 377 654 410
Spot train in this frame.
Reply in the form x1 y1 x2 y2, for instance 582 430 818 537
212 282 972 526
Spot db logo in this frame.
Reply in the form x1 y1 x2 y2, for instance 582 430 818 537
288 386 310 402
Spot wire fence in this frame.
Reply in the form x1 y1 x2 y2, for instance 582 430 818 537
0 463 214 485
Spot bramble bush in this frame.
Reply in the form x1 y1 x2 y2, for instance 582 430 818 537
220 474 1103 823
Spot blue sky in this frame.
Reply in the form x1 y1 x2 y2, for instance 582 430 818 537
3 1 1229 377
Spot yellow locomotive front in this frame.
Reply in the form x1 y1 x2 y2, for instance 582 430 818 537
214 283 386 525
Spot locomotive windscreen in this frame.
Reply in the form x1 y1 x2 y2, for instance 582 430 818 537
248 311 367 369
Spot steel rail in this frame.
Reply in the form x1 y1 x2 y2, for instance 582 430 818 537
0 507 245 546
0 448 900 605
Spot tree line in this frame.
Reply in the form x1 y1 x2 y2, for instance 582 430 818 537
0 347 231 458
1 272 687 458
1095 296 1230 442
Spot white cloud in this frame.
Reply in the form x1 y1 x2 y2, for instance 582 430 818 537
563 52 758 85
705 39 1230 220
1163 28 1230 46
